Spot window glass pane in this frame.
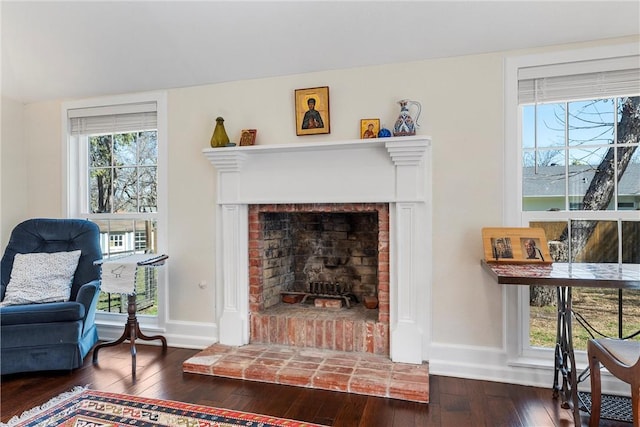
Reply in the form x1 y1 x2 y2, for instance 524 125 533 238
138 131 157 166
571 288 640 350
622 221 640 263
113 166 138 213
113 133 137 166
139 166 157 213
522 151 566 212
619 146 639 210
568 99 614 147
570 219 618 262
92 219 158 315
89 135 112 167
536 103 566 148
522 106 535 149
567 147 610 210
89 168 112 213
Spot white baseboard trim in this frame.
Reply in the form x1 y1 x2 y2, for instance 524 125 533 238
93 324 632 398
428 342 631 396
96 319 218 350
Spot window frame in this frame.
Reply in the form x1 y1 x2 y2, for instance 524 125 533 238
62 91 168 330
503 43 640 365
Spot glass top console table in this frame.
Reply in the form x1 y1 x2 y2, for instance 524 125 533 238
481 260 640 426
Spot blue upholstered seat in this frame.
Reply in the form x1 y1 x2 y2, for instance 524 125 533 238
1 218 102 374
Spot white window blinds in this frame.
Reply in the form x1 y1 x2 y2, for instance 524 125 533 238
518 55 640 104
68 102 157 135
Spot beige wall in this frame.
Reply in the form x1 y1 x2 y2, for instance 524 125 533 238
4 36 637 357
1 96 27 248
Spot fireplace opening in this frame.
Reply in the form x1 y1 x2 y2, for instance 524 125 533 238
260 211 378 310
249 203 390 355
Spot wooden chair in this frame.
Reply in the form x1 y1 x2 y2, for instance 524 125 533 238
588 338 640 427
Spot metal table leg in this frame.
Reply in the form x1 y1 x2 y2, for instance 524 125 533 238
552 285 582 426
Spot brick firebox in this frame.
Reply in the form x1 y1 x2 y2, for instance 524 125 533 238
248 203 390 355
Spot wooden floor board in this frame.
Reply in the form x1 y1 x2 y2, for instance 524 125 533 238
0 344 632 426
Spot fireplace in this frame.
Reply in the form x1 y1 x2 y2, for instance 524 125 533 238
204 136 431 364
249 203 390 355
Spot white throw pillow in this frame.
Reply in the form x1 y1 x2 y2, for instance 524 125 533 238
0 250 82 307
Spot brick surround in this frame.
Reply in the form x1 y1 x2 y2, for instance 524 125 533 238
248 203 390 355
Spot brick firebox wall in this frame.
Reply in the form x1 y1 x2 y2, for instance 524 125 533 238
248 203 390 355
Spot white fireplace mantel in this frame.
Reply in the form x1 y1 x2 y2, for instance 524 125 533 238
203 135 432 364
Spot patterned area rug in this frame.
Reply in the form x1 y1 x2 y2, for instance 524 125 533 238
5 387 325 427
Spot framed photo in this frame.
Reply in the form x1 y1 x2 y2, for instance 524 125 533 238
295 86 330 136
482 227 552 264
239 129 257 146
360 119 380 139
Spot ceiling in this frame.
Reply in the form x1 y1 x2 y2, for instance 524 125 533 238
2 1 639 104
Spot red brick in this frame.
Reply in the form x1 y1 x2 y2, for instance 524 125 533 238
314 298 343 309
245 364 279 382
344 320 354 352
334 319 344 351
305 319 315 348
349 375 389 397
277 368 314 387
324 319 334 350
388 380 429 403
312 371 351 392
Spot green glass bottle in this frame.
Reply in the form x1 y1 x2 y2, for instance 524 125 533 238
210 117 230 148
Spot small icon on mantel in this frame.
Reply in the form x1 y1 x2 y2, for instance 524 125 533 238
210 117 232 148
393 99 422 137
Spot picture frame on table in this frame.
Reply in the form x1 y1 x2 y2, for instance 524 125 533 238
360 118 380 139
295 86 330 136
482 227 552 264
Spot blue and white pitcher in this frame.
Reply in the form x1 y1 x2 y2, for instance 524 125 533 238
393 99 421 136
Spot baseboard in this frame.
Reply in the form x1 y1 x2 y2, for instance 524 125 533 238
428 342 631 396
96 319 218 350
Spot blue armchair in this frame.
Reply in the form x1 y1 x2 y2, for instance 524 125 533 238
1 218 102 374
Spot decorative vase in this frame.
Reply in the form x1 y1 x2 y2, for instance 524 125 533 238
210 117 230 148
393 99 421 136
378 126 392 138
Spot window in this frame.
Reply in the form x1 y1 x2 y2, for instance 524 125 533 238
63 93 167 321
505 44 640 361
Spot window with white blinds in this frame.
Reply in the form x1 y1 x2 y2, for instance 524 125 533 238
518 55 640 104
512 48 640 355
64 95 164 319
68 102 157 135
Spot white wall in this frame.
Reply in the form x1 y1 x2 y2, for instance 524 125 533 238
4 35 638 387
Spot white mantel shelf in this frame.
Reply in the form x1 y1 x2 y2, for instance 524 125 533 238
203 134 432 364
203 136 430 171
203 135 431 205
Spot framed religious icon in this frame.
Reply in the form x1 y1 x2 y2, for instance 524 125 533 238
482 227 552 264
295 86 330 136
360 118 380 139
239 129 257 146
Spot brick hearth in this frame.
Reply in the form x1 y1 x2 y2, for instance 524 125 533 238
183 343 429 403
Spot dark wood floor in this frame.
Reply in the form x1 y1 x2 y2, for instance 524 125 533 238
0 344 631 426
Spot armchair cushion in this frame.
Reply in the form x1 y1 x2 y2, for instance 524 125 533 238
0 301 85 326
0 250 81 307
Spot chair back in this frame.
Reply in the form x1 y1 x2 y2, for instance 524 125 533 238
1 218 102 301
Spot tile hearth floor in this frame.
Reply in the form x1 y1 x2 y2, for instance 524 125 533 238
183 343 429 403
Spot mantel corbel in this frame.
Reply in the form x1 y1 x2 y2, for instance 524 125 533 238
202 149 247 172
385 139 429 166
